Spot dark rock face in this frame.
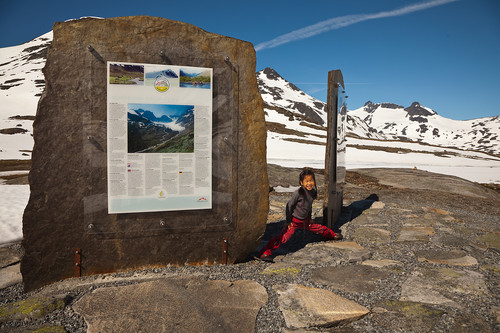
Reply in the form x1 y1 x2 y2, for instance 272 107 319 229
380 103 403 109
258 68 325 126
263 67 280 80
405 101 436 117
291 101 324 125
22 16 268 291
409 115 428 123
364 101 378 113
419 124 429 133
363 102 404 113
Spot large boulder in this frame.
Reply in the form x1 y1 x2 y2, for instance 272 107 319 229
22 16 268 291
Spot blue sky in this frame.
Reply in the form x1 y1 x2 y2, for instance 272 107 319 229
1 0 499 120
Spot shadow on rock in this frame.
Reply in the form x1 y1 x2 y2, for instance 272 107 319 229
334 194 379 231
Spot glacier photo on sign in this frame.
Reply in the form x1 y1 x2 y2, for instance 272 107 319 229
127 103 195 153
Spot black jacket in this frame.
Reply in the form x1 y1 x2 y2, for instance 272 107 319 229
286 187 317 222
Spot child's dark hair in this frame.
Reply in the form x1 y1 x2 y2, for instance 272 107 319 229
299 169 317 196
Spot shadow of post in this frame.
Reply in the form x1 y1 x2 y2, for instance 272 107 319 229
333 194 379 231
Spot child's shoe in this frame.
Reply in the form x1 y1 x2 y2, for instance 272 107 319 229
333 233 343 241
259 254 274 263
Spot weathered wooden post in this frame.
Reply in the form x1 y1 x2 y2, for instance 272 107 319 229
323 70 347 229
22 16 268 291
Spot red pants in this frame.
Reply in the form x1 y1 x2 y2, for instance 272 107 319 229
259 217 336 257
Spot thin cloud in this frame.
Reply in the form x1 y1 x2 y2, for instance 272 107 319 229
255 0 458 51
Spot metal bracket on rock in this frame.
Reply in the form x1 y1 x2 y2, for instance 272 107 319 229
224 56 236 72
159 50 172 64
222 238 228 264
87 45 105 63
74 248 82 277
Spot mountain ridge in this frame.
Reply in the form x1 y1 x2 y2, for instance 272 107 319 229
257 68 499 157
1 31 499 163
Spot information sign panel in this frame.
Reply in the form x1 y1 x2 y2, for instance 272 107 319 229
106 62 213 213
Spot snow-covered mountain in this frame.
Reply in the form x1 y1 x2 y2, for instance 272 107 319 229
257 68 329 162
258 67 499 157
1 31 499 183
0 31 52 160
349 101 499 155
257 67 499 183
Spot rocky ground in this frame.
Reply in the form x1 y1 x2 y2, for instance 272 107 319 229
1 166 499 332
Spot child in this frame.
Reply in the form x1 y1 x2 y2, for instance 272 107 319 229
259 169 343 262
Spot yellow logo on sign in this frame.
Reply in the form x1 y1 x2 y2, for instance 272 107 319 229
154 75 170 92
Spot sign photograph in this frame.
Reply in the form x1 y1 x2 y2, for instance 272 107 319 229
107 62 213 214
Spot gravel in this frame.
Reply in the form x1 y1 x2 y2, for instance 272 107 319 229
1 172 499 332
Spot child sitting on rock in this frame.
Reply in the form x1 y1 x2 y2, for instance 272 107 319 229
258 169 343 262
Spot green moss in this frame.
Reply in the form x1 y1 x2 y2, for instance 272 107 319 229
480 264 500 274
478 232 500 251
0 297 65 322
261 266 302 277
438 267 462 279
383 300 444 318
388 266 405 274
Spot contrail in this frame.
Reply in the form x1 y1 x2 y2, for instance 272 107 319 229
255 0 458 51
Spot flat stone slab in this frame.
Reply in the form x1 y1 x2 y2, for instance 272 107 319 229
422 207 452 215
372 300 445 332
73 278 267 333
351 213 388 227
0 263 22 289
431 233 469 248
450 313 493 333
273 283 369 329
370 201 385 209
402 218 434 227
397 226 435 242
478 232 500 251
0 247 21 268
319 241 371 264
416 249 478 266
401 267 488 307
311 265 390 293
362 259 402 268
353 227 391 245
274 242 344 265
322 241 366 252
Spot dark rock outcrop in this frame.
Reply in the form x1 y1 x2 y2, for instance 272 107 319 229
405 101 436 117
22 16 268 291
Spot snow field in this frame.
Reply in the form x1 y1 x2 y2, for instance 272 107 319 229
0 184 29 244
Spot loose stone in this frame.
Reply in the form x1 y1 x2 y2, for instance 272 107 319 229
273 283 369 329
